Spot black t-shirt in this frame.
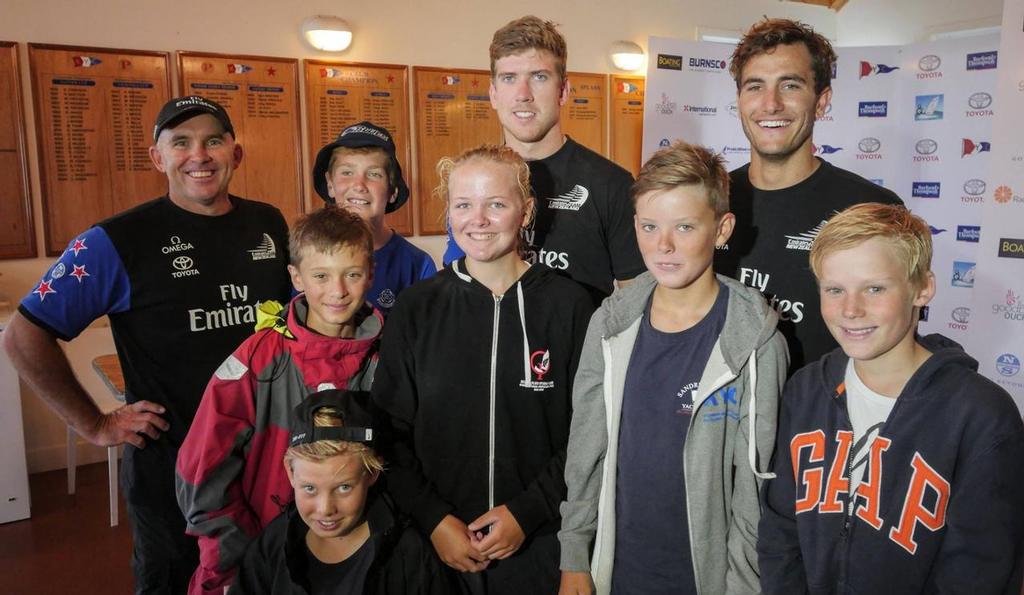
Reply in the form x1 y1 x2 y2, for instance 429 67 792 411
444 137 646 306
305 537 375 595
611 285 728 595
714 159 902 372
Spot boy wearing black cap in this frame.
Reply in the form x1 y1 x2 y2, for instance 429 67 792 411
313 122 436 314
177 207 383 595
3 95 291 594
230 390 452 594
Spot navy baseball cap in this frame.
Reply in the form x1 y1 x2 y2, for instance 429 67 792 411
312 121 410 213
288 390 375 447
153 95 235 141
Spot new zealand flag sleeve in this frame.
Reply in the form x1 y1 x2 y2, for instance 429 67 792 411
19 227 131 341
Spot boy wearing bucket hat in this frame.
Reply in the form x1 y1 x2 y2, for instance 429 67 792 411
229 390 453 594
313 122 436 315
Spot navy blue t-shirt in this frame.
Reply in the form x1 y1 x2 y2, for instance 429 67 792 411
611 284 728 595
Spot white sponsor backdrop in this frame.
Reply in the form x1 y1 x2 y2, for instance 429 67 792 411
643 34 1018 400
965 2 1024 410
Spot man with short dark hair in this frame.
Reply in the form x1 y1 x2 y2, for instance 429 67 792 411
444 15 644 306
2 96 292 594
715 18 903 372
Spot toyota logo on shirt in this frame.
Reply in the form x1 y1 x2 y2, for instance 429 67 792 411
173 256 194 271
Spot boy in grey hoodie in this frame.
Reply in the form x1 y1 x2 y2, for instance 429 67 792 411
558 142 788 595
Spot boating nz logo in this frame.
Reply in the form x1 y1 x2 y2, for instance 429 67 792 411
915 94 943 120
856 137 882 160
858 101 888 117
519 349 554 391
961 179 986 204
687 56 727 73
956 225 980 242
962 138 991 157
949 306 970 330
859 61 899 78
912 182 940 198
992 290 1024 322
951 261 975 288
999 237 1024 259
966 92 994 117
656 54 683 70
966 51 998 71
996 354 1021 377
917 54 943 78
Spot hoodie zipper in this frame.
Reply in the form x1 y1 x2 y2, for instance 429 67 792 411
488 294 502 510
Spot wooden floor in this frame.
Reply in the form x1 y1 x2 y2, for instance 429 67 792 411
0 462 134 595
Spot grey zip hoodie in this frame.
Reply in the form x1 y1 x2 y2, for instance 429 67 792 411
558 272 789 595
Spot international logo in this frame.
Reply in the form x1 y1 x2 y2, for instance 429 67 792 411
656 54 683 70
683 103 717 116
520 349 555 391
248 233 278 261
956 225 981 242
858 101 888 117
966 92 994 118
812 144 843 155
996 354 1021 377
949 306 970 330
966 51 998 71
860 61 899 78
172 255 199 278
912 182 940 198
992 289 1024 322
547 185 589 211
687 56 728 73
785 220 827 251
917 55 942 78
915 94 944 120
655 93 677 115
72 56 102 67
962 138 991 157
999 237 1024 259
951 261 975 288
857 137 881 160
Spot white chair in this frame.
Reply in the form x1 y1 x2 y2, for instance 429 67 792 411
60 326 122 527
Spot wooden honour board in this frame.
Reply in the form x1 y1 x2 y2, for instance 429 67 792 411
561 72 607 157
29 44 171 255
0 42 35 259
413 67 502 235
303 60 411 235
610 75 645 177
179 52 304 225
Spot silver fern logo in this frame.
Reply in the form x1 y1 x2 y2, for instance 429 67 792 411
248 233 277 261
784 220 828 251
546 185 589 211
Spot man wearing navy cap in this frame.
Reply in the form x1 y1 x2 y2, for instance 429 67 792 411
2 95 292 594
312 121 436 315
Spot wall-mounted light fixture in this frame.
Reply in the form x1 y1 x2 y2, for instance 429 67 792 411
610 41 645 71
302 15 353 52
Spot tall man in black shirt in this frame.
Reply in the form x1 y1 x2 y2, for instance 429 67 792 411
715 19 902 372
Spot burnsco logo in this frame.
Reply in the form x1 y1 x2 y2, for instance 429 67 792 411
657 54 683 70
912 182 940 198
966 51 998 71
999 237 1024 259
956 225 981 242
688 57 728 73
858 101 888 117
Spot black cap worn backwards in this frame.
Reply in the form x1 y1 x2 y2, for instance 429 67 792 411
312 121 410 213
153 95 235 141
288 390 376 448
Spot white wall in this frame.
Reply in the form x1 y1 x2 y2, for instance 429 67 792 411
836 0 1003 46
0 0 998 472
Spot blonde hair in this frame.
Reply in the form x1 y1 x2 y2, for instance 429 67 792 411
810 203 932 289
283 406 384 474
632 141 730 218
490 15 567 82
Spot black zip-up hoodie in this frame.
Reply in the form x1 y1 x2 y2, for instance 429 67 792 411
372 261 594 539
229 491 452 594
759 334 1024 594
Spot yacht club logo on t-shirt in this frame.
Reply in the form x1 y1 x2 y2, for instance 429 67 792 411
784 220 828 251
546 185 589 211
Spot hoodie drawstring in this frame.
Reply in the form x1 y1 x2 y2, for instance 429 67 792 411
747 349 776 480
516 282 532 386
